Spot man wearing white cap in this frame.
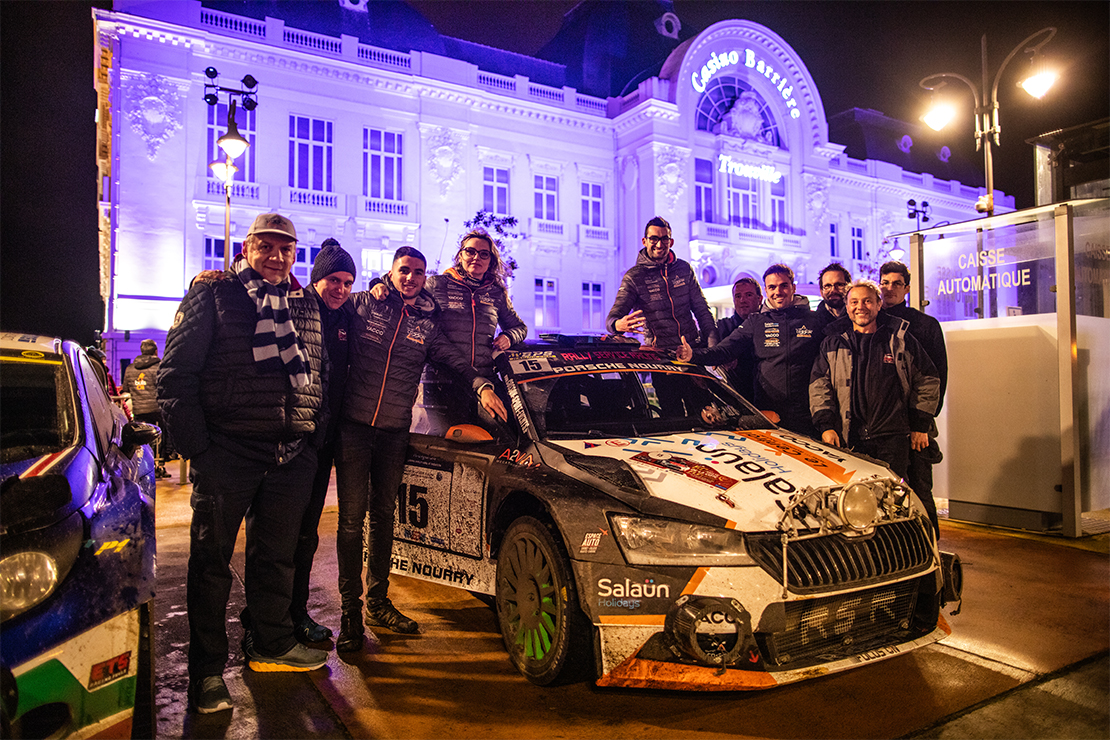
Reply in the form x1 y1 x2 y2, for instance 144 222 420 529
160 213 329 713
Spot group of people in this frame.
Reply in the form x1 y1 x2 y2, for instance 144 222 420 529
157 211 946 715
610 217 947 533
158 213 515 713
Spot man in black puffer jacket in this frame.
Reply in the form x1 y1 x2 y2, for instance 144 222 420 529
160 213 329 714
334 246 506 652
122 338 174 462
679 263 831 436
606 216 718 350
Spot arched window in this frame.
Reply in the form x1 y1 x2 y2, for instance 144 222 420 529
695 77 782 148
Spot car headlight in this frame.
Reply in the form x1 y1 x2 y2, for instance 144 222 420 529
609 514 754 566
838 482 881 531
1 551 59 622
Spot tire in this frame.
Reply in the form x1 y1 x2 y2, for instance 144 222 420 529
495 516 591 686
131 602 155 740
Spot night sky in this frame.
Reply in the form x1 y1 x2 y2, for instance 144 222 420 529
2 0 1107 345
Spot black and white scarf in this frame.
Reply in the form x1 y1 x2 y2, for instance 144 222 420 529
234 257 311 388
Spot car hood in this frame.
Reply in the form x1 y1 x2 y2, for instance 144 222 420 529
547 429 894 531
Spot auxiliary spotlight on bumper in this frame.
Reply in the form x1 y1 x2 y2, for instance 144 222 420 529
665 595 759 667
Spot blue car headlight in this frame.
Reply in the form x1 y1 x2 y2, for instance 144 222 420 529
1 551 59 622
609 514 755 566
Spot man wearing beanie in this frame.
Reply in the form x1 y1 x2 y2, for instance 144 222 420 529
123 339 173 465
290 237 357 643
160 212 330 713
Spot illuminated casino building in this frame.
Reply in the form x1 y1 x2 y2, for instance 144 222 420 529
92 0 1006 363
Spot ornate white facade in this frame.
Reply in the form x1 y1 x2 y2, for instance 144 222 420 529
93 0 1006 366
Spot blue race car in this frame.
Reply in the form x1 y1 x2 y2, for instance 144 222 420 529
1 334 159 739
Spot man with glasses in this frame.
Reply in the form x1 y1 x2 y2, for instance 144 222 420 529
879 261 947 536
606 216 718 351
816 262 852 320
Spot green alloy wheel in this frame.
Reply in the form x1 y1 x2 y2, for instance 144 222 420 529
496 516 591 685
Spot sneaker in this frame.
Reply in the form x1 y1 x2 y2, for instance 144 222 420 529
245 642 328 672
335 611 364 653
190 675 232 714
365 598 419 634
294 614 333 643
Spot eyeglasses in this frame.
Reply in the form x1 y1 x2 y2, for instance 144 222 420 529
462 247 492 260
645 236 673 246
822 282 848 290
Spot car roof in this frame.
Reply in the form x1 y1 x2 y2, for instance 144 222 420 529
0 333 64 355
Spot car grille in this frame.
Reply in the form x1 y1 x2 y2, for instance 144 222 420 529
746 519 933 594
757 579 920 667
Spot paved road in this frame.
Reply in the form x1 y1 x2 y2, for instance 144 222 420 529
152 477 1109 739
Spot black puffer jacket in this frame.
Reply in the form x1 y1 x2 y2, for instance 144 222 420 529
122 354 160 416
159 272 325 463
344 282 489 432
306 283 352 444
424 267 528 378
606 249 717 349
691 298 831 435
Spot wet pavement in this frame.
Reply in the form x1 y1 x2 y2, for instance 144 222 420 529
151 474 1109 739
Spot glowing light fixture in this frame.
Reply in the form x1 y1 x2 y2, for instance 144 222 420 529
922 102 955 131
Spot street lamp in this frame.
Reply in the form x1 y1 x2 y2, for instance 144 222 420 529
918 28 1057 217
203 67 258 269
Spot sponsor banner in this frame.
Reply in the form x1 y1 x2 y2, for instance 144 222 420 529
390 541 496 595
575 562 695 620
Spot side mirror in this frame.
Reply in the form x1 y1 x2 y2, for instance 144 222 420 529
444 424 494 444
121 420 161 459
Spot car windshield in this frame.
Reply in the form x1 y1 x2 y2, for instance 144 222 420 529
1 355 78 464
517 368 771 438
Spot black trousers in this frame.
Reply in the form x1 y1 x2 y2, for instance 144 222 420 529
907 449 940 536
290 434 337 620
186 442 316 681
334 420 410 612
852 433 910 482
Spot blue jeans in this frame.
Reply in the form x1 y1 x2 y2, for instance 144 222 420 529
334 420 410 612
187 442 316 681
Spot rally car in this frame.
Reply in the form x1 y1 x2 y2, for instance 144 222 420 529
392 336 962 690
1 334 159 737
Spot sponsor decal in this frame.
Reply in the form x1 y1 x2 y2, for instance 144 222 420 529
391 556 475 586
404 318 428 345
740 431 856 484
505 377 531 435
88 652 131 689
172 311 183 328
551 362 676 375
583 442 601 449
596 577 672 608
87 539 132 556
478 294 496 306
498 448 538 467
856 645 902 663
579 531 605 554
883 353 895 364
605 439 631 447
796 327 813 338
337 328 347 341
695 445 796 494
631 451 738 491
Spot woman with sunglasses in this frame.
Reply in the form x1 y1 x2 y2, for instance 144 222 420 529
371 228 527 425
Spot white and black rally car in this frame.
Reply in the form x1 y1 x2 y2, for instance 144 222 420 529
390 336 962 690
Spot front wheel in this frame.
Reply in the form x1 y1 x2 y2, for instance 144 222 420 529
495 516 591 685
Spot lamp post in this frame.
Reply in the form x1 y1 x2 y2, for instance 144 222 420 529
203 67 258 269
919 28 1057 217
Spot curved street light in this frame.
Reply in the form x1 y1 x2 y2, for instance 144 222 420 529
203 67 258 269
918 27 1057 216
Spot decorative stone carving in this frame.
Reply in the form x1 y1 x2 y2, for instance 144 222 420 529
654 145 688 211
423 126 466 197
804 174 830 230
717 92 768 142
123 71 186 160
621 156 638 191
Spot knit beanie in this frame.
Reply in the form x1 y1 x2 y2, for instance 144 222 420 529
311 239 357 283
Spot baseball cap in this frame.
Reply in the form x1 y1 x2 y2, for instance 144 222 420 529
247 213 297 241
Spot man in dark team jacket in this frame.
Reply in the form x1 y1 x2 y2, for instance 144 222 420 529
287 239 356 644
715 277 762 400
159 213 329 714
606 216 718 350
678 263 831 436
334 246 506 652
880 261 948 534
810 279 940 485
